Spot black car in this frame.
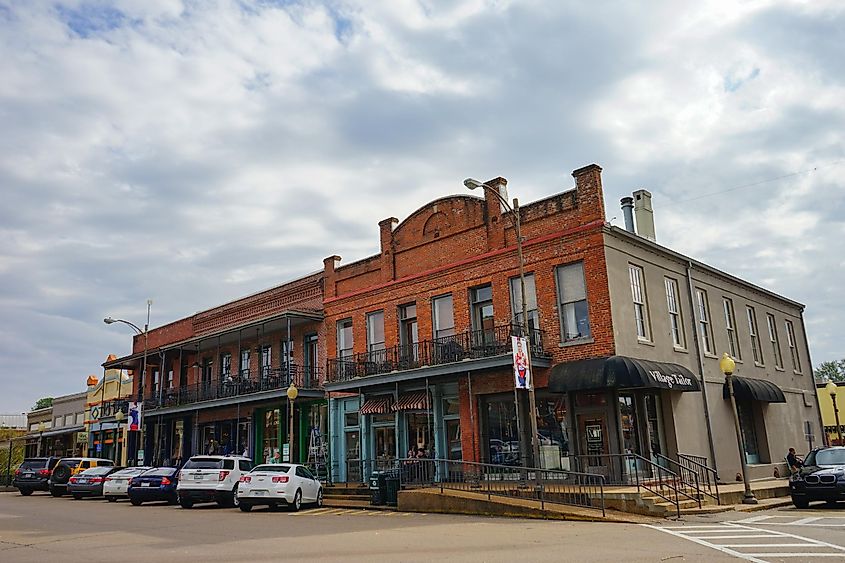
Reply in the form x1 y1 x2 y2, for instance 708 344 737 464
68 466 124 499
789 446 845 508
13 457 61 495
128 467 179 506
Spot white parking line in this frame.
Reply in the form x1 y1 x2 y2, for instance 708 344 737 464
644 523 845 563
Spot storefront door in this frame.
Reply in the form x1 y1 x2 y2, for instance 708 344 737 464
643 393 667 464
483 396 519 466
577 414 609 476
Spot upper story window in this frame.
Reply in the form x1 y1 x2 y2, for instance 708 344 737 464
153 367 163 393
337 318 354 358
366 311 385 354
766 313 783 369
167 368 174 389
556 261 590 342
723 298 741 360
240 349 251 376
629 264 650 341
399 303 418 348
470 285 495 344
280 340 293 370
303 334 318 370
785 320 802 373
509 274 539 336
260 345 272 377
220 353 232 378
54 416 62 428
432 295 455 339
664 277 685 348
200 361 211 384
75 412 84 425
695 289 713 355
746 306 762 365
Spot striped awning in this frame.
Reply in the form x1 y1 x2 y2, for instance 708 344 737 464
393 391 430 412
360 395 394 415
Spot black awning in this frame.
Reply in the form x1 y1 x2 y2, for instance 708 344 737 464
723 375 786 403
548 356 701 393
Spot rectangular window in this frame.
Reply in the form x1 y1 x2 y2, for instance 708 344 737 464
432 295 455 338
280 340 293 370
220 353 232 378
64 414 73 426
509 274 539 336
201 361 211 385
767 313 783 369
240 349 251 377
167 369 174 389
260 345 272 377
747 306 762 365
337 319 354 358
471 285 495 347
629 264 650 341
664 278 685 348
785 320 801 373
723 298 741 360
556 261 590 342
54 416 62 428
366 311 385 354
75 412 84 425
695 289 713 355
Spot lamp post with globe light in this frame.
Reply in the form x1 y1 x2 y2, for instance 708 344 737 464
287 384 298 463
826 381 843 445
720 352 757 504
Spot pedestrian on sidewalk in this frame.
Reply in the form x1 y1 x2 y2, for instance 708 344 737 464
787 447 804 473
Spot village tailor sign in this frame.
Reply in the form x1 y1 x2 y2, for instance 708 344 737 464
648 369 695 390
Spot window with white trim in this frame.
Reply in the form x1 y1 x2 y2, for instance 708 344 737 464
785 320 801 373
766 313 783 369
723 298 741 360
695 289 713 355
509 274 539 337
629 264 650 341
366 311 385 354
556 261 590 342
432 295 455 339
664 277 685 348
337 318 354 358
746 306 762 365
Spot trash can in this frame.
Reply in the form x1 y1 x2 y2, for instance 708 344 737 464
369 470 385 506
383 470 400 507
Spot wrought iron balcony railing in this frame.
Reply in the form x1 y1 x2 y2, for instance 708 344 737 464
327 323 548 383
143 365 323 410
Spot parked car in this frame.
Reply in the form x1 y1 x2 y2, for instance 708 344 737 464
176 455 253 508
237 463 323 512
12 457 61 495
789 446 845 508
127 467 179 506
68 466 123 499
103 466 152 502
49 457 115 497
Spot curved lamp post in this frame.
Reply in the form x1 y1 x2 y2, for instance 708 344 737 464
465 178 540 470
720 353 757 504
287 383 298 463
826 381 842 446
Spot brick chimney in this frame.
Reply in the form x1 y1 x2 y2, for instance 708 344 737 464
379 217 399 282
322 255 342 299
571 164 606 223
482 177 508 251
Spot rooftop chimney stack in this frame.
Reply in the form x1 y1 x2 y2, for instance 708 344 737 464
633 189 656 241
620 196 635 233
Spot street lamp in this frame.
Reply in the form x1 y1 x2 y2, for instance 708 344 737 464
114 409 125 465
104 299 152 465
826 381 843 446
37 422 45 457
720 352 757 504
287 383 298 463
464 177 541 470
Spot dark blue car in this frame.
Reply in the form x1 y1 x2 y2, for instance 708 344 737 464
128 467 179 506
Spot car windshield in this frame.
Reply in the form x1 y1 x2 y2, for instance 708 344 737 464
806 449 845 466
19 459 47 470
183 458 223 470
81 466 115 476
142 468 177 477
251 465 291 473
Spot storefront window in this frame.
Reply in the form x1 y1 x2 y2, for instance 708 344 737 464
442 397 460 416
485 398 519 466
406 413 431 457
445 419 462 461
618 394 641 456
344 411 359 427
263 409 280 464
374 427 396 460
644 394 666 464
535 396 569 469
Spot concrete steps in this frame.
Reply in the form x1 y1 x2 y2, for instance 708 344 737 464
322 484 380 509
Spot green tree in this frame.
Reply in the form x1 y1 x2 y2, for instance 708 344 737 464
31 397 53 411
814 360 845 382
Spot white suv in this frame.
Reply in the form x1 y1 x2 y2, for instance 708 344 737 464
176 455 253 508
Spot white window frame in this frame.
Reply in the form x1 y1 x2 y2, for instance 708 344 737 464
629 264 650 341
723 298 741 360
366 310 385 353
509 274 539 336
767 313 783 369
556 261 590 342
785 320 802 373
337 318 354 358
746 306 763 366
664 277 685 349
695 289 713 355
432 294 455 339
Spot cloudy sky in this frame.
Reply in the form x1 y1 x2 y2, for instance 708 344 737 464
1 0 843 414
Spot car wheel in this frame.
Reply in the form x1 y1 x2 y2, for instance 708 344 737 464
72 494 83 500
107 496 117 503
50 488 63 497
231 485 240 508
316 488 323 508
180 498 194 509
19 489 33 496
289 489 302 512
239 504 252 512
130 498 142 506
792 497 810 509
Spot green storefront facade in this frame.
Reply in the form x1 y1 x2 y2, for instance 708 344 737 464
253 399 328 466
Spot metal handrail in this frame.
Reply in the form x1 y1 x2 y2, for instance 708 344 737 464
655 453 702 509
677 453 720 505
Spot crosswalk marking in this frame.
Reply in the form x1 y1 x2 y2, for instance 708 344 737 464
284 508 412 517
645 523 845 563
734 514 845 528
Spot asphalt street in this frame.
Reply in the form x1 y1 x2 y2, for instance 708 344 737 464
2 491 845 562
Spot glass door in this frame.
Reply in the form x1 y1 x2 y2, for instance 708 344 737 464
644 393 667 465
737 401 760 464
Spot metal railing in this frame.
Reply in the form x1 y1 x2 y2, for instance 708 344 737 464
677 453 720 505
145 365 323 409
573 453 686 517
328 324 549 382
655 453 702 509
348 457 606 516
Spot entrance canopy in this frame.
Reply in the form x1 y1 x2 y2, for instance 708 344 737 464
549 356 701 393
393 391 429 411
723 375 786 403
360 395 394 415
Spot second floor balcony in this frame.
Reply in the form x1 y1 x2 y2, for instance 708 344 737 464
327 323 549 383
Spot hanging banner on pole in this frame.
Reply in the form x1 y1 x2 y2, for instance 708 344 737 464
128 402 142 431
512 336 531 390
